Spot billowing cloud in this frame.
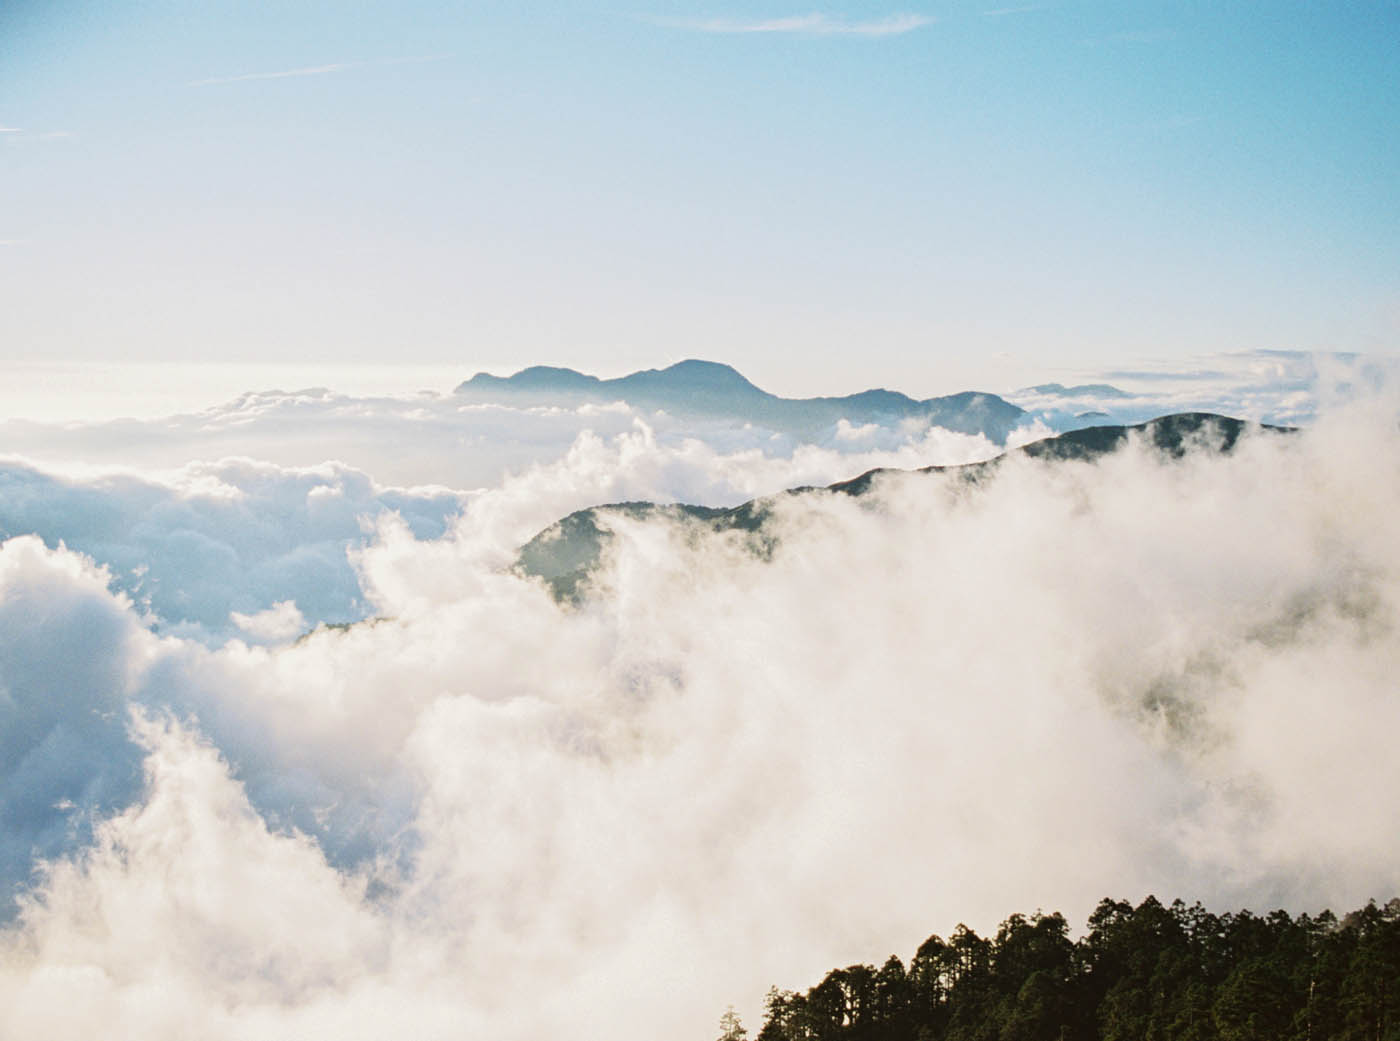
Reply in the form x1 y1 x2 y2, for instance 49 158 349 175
0 407 1008 644
0 388 1397 1038
0 457 466 642
231 600 307 642
0 538 145 902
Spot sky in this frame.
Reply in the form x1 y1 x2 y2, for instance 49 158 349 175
3 0 1397 400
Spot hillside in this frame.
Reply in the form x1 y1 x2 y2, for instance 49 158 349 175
517 413 1293 601
747 894 1400 1041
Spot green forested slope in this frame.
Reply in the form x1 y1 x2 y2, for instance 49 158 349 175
748 896 1400 1041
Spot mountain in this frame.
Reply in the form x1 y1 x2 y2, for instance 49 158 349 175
457 359 1026 443
517 413 1293 601
1023 382 1132 399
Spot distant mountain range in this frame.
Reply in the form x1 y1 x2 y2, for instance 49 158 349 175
517 413 1293 601
1022 382 1132 400
457 359 1027 443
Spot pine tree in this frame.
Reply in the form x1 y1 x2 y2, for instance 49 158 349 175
718 1004 749 1041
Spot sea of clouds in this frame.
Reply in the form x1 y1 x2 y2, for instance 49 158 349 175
0 352 1397 1039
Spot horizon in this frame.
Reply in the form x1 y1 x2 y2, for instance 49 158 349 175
0 347 1363 424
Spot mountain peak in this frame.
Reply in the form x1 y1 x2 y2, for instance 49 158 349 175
666 359 749 381
625 359 765 394
460 366 600 392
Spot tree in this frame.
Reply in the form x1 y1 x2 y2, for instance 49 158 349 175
718 1004 749 1041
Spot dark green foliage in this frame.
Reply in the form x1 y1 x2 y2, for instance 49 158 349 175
752 897 1400 1041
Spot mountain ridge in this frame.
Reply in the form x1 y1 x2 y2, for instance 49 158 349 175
457 359 1026 443
517 412 1295 601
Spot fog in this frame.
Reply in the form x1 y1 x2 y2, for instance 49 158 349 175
0 376 1397 1039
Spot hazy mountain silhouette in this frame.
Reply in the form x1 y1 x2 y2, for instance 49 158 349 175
1023 382 1132 399
457 359 1027 442
517 413 1293 601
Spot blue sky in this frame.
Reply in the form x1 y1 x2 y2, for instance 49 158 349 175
2 1 1397 396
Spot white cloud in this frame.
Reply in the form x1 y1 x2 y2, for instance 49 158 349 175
655 12 934 36
0 456 467 642
0 390 1397 1037
231 600 307 643
0 390 1007 527
0 387 1029 657
1008 350 1400 430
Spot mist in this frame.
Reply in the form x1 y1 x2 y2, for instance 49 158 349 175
0 386 1397 1039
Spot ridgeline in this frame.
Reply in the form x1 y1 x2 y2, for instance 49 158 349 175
519 413 1294 602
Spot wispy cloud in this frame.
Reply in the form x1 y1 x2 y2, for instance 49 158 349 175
190 62 352 86
652 12 934 36
0 128 75 144
189 54 446 87
981 4 1047 15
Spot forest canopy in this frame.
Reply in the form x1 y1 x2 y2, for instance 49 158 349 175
746 895 1400 1041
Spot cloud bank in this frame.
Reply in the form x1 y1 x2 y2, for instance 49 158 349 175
0 351 1375 495
0 457 466 643
1009 350 1400 430
0 404 1007 643
0 387 1397 1038
0 388 1005 492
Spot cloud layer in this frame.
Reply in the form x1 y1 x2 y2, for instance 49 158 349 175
0 385 1397 1038
0 388 1007 492
1009 350 1399 429
0 402 1007 642
0 351 1378 495
0 457 465 642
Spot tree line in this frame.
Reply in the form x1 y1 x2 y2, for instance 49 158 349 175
732 895 1400 1041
